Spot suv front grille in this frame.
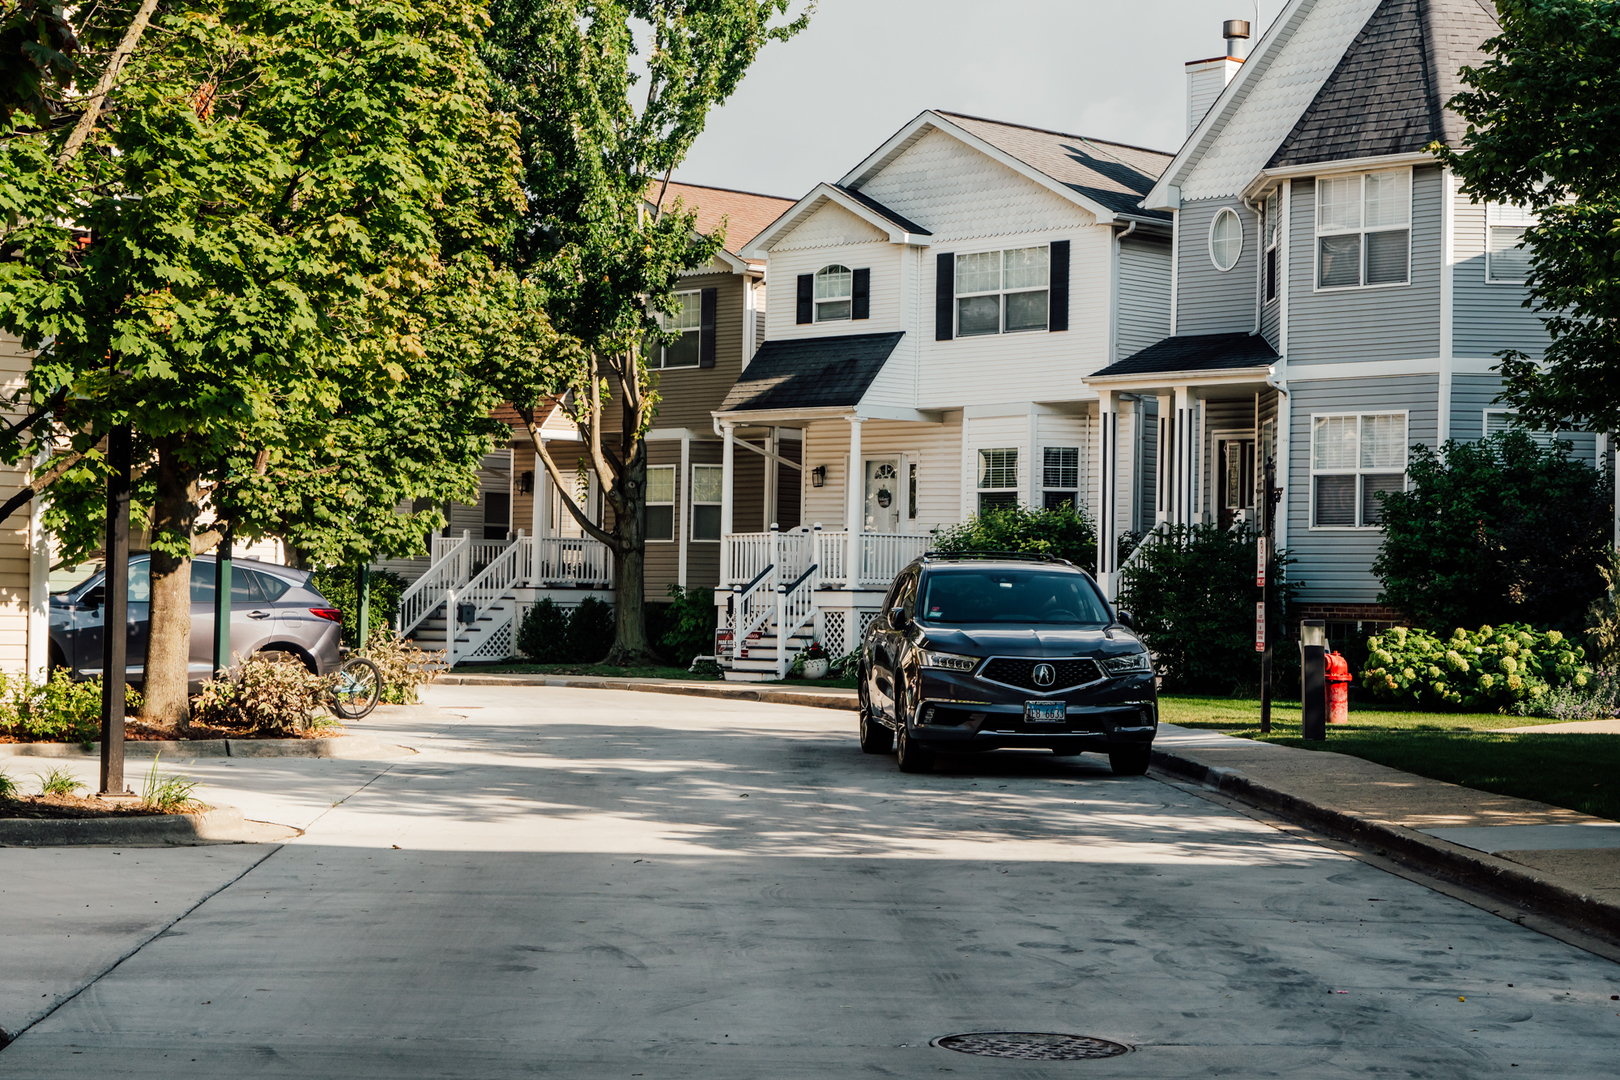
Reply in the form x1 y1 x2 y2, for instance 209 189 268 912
980 657 1103 693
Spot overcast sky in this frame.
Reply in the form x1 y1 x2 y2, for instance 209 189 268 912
674 0 1286 198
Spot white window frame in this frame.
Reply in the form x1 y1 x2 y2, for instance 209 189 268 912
1485 202 1535 284
690 464 722 542
1313 167 1413 292
645 464 676 542
814 264 852 323
954 246 1051 337
1042 446 1080 509
1208 207 1244 273
658 291 702 368
1483 408 1559 448
1309 411 1409 530
1262 190 1280 302
976 448 1019 513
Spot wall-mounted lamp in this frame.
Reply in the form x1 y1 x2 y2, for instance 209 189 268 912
519 470 534 495
811 465 826 488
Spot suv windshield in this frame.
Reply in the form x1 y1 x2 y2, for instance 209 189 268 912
919 568 1112 626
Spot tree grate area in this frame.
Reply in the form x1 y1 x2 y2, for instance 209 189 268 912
931 1031 1131 1060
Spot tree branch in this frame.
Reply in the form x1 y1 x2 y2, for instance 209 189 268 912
0 448 86 527
518 407 621 553
0 387 67 446
55 0 162 168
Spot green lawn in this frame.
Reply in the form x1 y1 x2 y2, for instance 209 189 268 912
1159 695 1619 822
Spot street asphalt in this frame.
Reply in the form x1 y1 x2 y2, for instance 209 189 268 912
2 685 1618 1077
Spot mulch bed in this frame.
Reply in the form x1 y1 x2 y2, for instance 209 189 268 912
0 719 344 744
0 794 174 820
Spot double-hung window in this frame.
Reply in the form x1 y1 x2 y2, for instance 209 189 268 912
1316 169 1411 289
690 465 722 541
977 448 1019 513
956 247 1049 336
646 465 675 541
659 292 701 368
1042 447 1079 510
1486 202 1535 284
1311 414 1407 528
815 264 852 322
1263 190 1280 302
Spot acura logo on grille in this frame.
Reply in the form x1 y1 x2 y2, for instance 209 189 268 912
1032 663 1057 688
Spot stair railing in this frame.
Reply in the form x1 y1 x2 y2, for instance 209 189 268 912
1109 522 1168 601
459 531 529 628
397 530 471 637
732 561 777 650
774 562 821 679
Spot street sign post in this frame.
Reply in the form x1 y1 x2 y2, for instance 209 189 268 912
99 423 132 798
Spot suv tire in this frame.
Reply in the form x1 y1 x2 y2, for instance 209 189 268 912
1108 745 1152 776
858 678 893 754
894 693 934 773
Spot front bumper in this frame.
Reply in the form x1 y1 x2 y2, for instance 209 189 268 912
909 669 1157 751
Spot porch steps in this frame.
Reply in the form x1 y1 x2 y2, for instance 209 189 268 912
722 623 816 682
405 595 521 664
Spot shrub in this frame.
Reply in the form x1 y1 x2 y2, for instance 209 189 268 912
0 671 141 746
357 629 445 704
1375 432 1610 634
1361 624 1589 712
934 504 1097 568
517 598 571 662
661 586 717 667
192 653 332 735
1525 669 1619 721
567 597 616 663
310 566 407 649
1117 524 1299 694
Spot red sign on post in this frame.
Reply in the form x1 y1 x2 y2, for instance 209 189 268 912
1256 537 1268 587
1255 601 1267 652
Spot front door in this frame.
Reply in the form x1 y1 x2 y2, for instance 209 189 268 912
863 459 903 534
1218 438 1257 531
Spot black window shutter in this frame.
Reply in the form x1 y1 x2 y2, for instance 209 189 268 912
699 288 717 367
1049 240 1070 332
935 252 954 340
851 268 870 320
796 274 813 324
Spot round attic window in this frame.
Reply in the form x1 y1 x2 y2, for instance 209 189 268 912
1209 207 1243 272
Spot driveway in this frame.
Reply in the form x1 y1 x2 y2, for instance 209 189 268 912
2 685 1617 1077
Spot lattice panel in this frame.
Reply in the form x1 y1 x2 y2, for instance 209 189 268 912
822 610 847 656
857 611 879 643
468 619 515 661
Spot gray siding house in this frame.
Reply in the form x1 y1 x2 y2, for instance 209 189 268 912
1086 0 1584 633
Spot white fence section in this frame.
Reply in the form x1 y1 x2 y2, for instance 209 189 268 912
725 529 931 590
534 537 612 585
858 534 930 588
398 531 471 637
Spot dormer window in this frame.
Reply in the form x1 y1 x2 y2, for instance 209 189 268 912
1316 168 1411 289
815 264 852 321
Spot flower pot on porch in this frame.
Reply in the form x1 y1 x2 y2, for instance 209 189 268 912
801 658 830 680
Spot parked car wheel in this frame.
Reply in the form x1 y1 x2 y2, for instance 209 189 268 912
894 692 934 774
858 688 893 755
1108 745 1152 776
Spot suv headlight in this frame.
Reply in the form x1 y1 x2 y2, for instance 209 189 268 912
1101 650 1152 677
920 650 979 673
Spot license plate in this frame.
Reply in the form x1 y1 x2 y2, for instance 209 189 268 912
1024 700 1066 723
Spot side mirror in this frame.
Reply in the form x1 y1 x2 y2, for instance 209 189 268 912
892 607 910 630
1115 608 1136 631
83 585 105 610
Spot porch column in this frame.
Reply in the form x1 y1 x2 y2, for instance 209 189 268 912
1173 386 1198 525
530 444 545 540
765 426 778 528
847 416 863 587
678 433 691 587
1155 394 1173 526
1096 392 1117 582
721 421 736 586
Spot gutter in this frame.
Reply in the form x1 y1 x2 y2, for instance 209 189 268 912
1242 193 1262 335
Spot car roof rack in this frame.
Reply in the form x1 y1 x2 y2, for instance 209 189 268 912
920 550 1076 567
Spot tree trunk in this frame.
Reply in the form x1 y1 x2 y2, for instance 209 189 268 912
140 441 200 729
604 438 659 666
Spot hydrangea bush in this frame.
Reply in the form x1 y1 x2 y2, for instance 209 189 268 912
1362 624 1589 712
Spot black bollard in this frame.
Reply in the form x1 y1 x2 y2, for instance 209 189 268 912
1300 619 1327 741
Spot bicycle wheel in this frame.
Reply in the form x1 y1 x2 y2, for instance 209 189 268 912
331 656 383 720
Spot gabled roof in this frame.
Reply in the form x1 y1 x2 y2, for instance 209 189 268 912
740 183 933 259
1269 0 1497 167
717 333 906 413
649 181 795 268
835 186 931 237
1087 332 1278 380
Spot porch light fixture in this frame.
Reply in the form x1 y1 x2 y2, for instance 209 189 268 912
811 465 826 488
519 470 534 495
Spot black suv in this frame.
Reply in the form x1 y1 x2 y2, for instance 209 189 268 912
856 552 1157 775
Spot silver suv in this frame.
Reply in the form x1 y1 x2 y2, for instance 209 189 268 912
49 554 343 691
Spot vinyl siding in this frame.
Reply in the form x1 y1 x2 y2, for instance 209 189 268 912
1285 168 1442 365
1260 285 1280 349
1452 191 1548 361
1135 397 1158 532
1117 237 1172 361
0 333 36 673
653 270 747 431
1287 374 1439 604
1174 197 1258 336
799 413 963 535
764 241 903 341
1036 411 1094 519
1200 398 1258 519
1451 373 1598 465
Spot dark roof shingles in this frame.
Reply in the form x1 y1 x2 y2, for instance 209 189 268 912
1090 332 1278 379
834 187 932 236
718 332 906 413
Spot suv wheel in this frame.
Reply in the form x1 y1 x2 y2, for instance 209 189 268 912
1108 744 1152 776
858 674 893 754
894 693 934 774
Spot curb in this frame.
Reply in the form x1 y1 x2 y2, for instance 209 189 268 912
0 736 416 760
1149 746 1620 942
0 807 251 847
436 673 859 712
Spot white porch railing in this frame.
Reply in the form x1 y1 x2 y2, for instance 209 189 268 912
774 561 820 678
398 531 472 637
461 533 531 627
725 529 930 590
432 534 512 573
1108 522 1169 601
534 536 613 585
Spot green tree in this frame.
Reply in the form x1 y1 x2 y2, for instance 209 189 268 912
0 0 525 723
1373 432 1610 633
1434 0 1620 432
481 0 808 666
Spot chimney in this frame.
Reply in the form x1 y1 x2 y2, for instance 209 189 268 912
1186 20 1249 136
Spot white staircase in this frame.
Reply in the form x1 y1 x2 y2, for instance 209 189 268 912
721 526 822 682
395 530 527 664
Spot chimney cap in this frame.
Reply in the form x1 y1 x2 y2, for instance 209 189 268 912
1223 19 1251 39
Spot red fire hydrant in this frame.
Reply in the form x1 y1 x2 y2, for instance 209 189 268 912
1325 651 1352 725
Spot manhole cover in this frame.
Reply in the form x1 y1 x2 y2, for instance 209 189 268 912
931 1031 1131 1060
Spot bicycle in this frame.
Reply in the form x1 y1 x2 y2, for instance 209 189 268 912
329 654 383 719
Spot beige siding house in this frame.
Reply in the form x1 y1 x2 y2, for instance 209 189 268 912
0 333 50 679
